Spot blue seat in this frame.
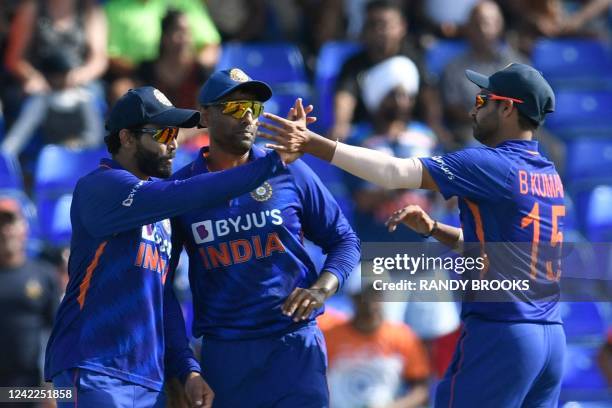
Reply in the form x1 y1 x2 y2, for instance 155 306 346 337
34 145 107 246
0 151 23 190
313 41 362 133
532 39 612 89
216 42 309 92
559 302 607 341
564 138 612 187
562 343 607 391
545 91 612 138
586 185 612 242
425 39 468 80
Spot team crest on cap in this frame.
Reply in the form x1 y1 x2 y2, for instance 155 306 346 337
153 89 173 106
230 68 249 83
251 181 273 202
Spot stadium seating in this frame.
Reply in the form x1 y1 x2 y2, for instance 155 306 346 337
560 302 607 342
0 150 24 190
532 39 612 89
216 42 310 94
561 342 608 400
563 137 612 188
545 90 612 139
313 41 362 133
585 185 612 242
34 145 107 246
424 39 468 80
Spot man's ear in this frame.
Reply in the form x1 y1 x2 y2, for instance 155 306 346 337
119 129 135 150
199 106 209 128
501 100 516 118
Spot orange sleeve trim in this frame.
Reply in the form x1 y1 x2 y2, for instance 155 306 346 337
77 241 108 310
464 199 485 244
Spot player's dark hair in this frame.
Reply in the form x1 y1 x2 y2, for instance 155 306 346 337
366 0 403 14
104 132 121 155
517 111 539 131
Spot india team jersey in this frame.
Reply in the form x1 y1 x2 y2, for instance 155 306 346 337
45 153 285 390
421 140 565 323
170 146 360 340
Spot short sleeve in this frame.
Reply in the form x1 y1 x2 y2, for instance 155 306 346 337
420 147 513 202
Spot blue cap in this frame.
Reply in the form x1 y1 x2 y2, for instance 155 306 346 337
105 86 200 133
466 63 555 125
198 68 272 105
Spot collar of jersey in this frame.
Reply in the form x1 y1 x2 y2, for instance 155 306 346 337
99 158 125 170
495 139 538 150
195 144 267 173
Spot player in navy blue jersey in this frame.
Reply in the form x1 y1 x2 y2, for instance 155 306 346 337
168 68 360 407
44 86 290 408
261 63 565 407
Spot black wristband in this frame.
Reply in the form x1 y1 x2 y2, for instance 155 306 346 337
421 220 438 238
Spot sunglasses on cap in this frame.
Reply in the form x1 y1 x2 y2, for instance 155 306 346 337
475 93 524 109
131 127 179 145
207 100 264 120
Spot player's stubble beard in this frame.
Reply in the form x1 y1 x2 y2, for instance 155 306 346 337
214 124 257 156
134 141 175 178
472 108 500 146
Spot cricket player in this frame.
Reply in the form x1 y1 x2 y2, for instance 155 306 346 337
168 68 360 407
44 86 289 407
261 63 566 407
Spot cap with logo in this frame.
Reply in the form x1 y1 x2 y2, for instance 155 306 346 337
105 86 200 134
466 63 555 125
198 68 273 105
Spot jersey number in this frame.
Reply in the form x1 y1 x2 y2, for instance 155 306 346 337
520 203 565 281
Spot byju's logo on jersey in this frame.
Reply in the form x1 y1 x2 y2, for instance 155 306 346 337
192 220 215 244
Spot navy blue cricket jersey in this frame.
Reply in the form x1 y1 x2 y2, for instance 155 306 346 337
421 140 565 324
44 151 284 391
170 146 360 340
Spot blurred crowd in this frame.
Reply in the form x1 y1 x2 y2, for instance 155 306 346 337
1 0 611 407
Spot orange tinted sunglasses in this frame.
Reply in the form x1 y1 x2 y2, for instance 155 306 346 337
475 93 524 108
132 127 179 145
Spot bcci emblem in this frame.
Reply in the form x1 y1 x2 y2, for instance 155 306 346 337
230 68 249 83
153 89 172 106
251 182 273 202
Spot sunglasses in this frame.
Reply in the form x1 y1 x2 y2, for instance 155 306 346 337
475 93 524 109
132 127 179 145
208 100 264 119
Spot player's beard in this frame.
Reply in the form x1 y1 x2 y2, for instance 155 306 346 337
472 110 500 146
214 126 256 156
134 142 174 178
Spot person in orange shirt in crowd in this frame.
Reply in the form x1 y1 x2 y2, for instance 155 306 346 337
323 286 430 408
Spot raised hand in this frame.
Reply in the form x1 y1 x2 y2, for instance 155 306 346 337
385 204 435 235
258 98 315 158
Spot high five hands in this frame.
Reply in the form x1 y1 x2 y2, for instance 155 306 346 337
258 98 315 163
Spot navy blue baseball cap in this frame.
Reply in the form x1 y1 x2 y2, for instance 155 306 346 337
105 86 200 133
466 63 555 125
198 68 272 105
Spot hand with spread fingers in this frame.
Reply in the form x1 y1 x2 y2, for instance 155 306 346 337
258 98 316 160
385 204 435 235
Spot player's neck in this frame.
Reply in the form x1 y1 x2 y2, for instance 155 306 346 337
206 144 250 171
113 153 150 180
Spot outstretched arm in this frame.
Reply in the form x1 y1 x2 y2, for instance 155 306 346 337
258 99 439 191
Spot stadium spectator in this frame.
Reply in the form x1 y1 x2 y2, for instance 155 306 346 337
331 0 423 141
440 0 526 147
500 0 612 55
104 0 220 103
0 196 59 398
347 56 438 242
324 286 430 408
5 0 107 94
206 0 267 42
1 49 104 159
136 9 211 109
598 327 612 387
414 0 479 39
